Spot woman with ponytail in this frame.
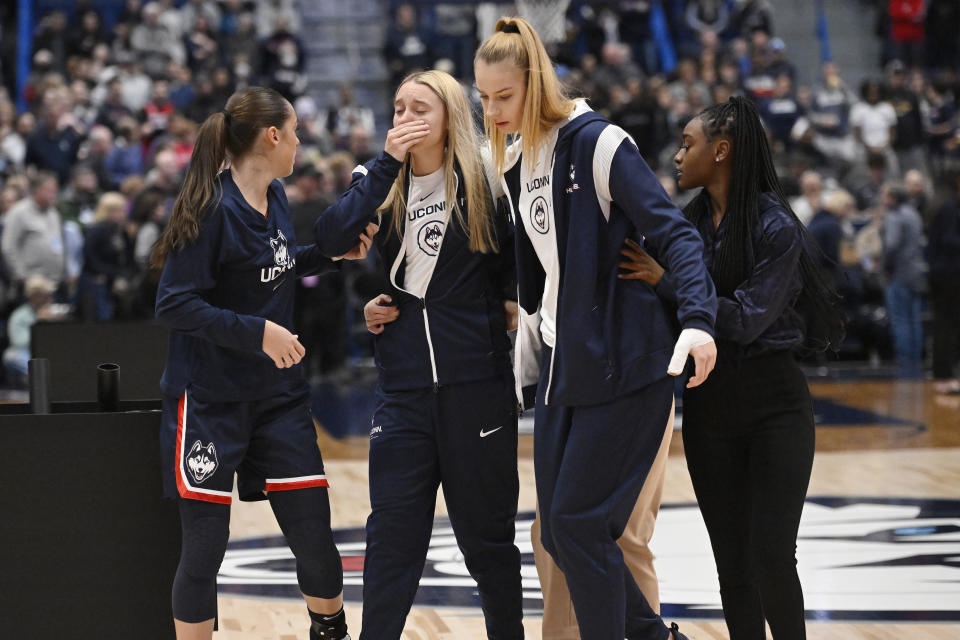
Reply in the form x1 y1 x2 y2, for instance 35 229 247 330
153 86 374 640
313 70 523 639
621 96 845 640
475 17 717 640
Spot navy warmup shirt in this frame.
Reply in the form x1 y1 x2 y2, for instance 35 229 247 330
156 169 330 402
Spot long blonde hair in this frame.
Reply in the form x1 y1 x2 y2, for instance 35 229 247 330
380 70 497 253
475 16 576 175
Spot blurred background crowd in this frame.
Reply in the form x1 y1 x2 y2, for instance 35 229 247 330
0 0 958 393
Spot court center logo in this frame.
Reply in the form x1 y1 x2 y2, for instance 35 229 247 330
219 497 960 621
417 221 445 256
185 440 218 484
530 196 549 234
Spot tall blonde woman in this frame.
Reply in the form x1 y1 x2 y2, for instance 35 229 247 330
314 70 523 640
475 17 718 640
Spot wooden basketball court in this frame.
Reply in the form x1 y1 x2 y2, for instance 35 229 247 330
214 374 960 639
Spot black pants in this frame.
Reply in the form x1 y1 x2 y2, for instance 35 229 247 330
682 350 814 640
931 283 960 380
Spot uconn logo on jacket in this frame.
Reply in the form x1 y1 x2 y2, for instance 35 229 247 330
261 229 295 283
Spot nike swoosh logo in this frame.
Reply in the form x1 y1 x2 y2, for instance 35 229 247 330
480 426 503 438
418 190 437 203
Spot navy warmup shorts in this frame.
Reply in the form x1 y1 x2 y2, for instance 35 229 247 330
160 386 329 504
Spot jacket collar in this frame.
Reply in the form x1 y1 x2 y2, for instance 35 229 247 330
503 99 598 174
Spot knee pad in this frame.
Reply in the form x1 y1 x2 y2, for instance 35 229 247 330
271 488 343 598
180 514 231 579
172 500 231 623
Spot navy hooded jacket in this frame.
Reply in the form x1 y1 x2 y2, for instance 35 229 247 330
501 104 717 407
314 152 515 391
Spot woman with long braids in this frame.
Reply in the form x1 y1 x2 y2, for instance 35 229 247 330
475 17 718 640
621 96 845 640
153 86 375 640
313 70 523 640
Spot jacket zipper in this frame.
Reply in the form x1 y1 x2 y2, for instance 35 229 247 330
388 246 440 392
544 148 559 405
544 342 557 406
421 301 440 392
387 170 456 393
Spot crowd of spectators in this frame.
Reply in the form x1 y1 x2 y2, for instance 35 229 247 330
1 0 959 393
0 0 384 386
382 0 960 390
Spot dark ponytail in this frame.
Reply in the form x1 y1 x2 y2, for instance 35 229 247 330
151 86 290 269
684 96 845 352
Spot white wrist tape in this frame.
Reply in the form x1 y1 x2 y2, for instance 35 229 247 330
668 328 715 375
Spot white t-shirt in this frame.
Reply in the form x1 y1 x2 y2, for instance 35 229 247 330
514 101 592 347
850 101 897 149
403 167 449 298
517 129 561 347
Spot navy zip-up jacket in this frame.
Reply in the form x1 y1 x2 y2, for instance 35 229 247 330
314 152 514 391
156 171 331 401
502 105 717 407
656 193 805 357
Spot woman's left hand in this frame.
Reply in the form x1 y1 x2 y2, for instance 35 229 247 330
339 222 379 260
503 300 519 331
618 238 664 286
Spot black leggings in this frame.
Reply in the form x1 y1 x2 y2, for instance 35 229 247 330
173 487 343 623
682 350 814 640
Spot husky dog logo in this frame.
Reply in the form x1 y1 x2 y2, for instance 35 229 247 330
530 196 549 234
417 221 445 256
270 230 289 266
186 440 219 484
262 229 296 283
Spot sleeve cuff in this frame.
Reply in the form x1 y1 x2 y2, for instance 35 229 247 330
375 151 404 174
681 318 715 338
237 315 266 352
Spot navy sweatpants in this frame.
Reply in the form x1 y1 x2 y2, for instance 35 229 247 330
535 347 673 640
361 376 523 640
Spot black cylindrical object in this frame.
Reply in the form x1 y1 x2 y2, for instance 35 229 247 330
28 358 52 414
97 363 120 412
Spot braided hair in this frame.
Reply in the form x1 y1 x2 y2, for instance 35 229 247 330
684 96 845 352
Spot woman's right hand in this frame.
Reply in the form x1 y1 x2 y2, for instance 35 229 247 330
339 222 380 260
385 120 431 162
364 294 400 334
262 319 305 368
618 238 665 286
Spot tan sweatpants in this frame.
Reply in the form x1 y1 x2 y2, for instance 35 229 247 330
531 401 675 639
